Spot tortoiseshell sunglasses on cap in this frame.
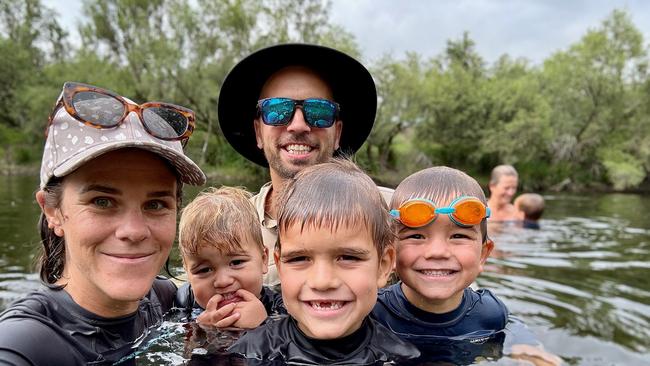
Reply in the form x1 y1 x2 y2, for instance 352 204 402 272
46 82 195 145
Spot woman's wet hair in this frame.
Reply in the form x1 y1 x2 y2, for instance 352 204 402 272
178 186 263 258
36 172 183 287
37 177 66 287
276 157 395 255
489 164 518 186
391 166 489 242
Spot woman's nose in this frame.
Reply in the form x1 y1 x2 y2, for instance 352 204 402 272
114 209 150 243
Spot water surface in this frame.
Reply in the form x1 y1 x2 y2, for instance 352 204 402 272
1 175 648 365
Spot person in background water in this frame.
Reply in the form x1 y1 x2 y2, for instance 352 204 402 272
228 158 419 365
217 43 392 286
514 193 545 230
0 81 206 365
175 186 284 327
487 164 519 221
372 166 561 365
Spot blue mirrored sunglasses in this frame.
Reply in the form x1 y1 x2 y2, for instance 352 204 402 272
256 97 339 128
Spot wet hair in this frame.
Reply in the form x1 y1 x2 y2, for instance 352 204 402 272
36 174 183 287
178 186 263 258
391 166 489 242
276 158 395 255
514 193 545 221
489 164 518 186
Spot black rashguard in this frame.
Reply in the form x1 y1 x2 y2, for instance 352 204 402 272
228 315 420 365
0 277 176 366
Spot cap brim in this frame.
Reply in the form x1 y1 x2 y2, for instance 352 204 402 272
52 140 206 186
218 43 377 167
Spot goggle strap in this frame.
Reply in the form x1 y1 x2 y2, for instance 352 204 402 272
389 209 401 219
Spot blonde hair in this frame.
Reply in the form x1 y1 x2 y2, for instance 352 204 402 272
391 166 488 242
515 193 545 221
489 164 518 185
178 186 263 257
276 158 395 255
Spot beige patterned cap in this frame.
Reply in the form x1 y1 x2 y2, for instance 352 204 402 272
40 106 206 188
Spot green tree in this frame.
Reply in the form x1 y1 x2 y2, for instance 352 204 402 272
365 53 429 172
541 9 649 189
78 0 357 172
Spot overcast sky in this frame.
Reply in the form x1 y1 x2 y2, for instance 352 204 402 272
44 0 650 65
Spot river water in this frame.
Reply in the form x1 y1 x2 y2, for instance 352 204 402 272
0 174 648 365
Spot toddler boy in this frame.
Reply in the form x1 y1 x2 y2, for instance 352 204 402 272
176 187 283 329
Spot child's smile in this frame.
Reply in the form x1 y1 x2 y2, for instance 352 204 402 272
397 214 492 314
276 224 393 339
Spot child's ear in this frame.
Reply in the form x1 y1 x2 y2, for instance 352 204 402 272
377 245 396 288
478 239 495 272
261 247 269 274
36 190 64 237
273 250 281 274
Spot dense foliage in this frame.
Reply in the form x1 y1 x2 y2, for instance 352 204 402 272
1 0 649 191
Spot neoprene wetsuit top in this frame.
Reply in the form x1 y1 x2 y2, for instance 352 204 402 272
371 282 509 365
228 315 420 365
0 277 176 366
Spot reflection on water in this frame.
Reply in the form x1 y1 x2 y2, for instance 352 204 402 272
1 175 649 365
484 194 650 365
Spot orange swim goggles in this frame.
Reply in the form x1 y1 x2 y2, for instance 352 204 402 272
390 197 491 228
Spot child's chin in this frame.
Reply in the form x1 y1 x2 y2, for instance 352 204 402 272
300 323 357 340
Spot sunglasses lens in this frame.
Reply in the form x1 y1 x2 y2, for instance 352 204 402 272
400 201 436 227
260 98 294 126
304 99 337 128
72 91 124 127
142 107 188 139
453 200 485 225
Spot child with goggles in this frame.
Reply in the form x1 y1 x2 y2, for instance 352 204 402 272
372 166 561 365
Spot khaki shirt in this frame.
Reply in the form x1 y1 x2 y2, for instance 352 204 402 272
252 181 394 286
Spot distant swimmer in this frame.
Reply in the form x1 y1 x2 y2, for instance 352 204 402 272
487 165 519 222
514 193 545 229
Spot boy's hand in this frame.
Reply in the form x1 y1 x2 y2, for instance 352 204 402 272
196 289 268 329
230 289 268 329
509 344 563 366
196 294 240 328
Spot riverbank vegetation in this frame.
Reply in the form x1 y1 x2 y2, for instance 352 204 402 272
2 0 650 191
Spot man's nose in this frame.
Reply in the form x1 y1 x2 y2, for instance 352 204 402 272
286 107 311 133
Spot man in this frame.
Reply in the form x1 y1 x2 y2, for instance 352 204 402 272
218 44 390 284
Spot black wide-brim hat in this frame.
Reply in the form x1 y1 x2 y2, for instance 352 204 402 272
218 43 377 167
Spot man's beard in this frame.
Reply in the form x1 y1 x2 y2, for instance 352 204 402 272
264 143 332 179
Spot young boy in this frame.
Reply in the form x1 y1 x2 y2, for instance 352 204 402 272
175 187 284 329
228 159 419 365
514 193 545 229
372 166 560 365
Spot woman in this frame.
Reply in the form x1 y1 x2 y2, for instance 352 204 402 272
487 164 519 222
0 82 205 365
